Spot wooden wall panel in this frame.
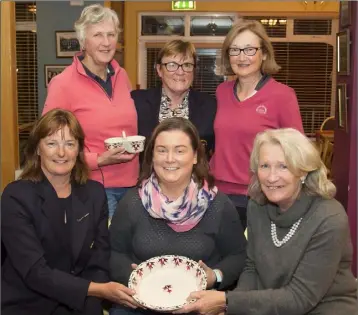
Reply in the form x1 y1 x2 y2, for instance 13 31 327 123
1 2 19 191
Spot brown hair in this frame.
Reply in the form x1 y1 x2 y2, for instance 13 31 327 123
20 109 89 184
156 39 197 66
248 128 336 204
138 117 214 189
221 19 280 76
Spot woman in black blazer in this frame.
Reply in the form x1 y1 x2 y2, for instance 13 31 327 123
1 109 139 315
131 39 217 158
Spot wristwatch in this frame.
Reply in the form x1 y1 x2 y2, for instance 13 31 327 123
213 269 223 289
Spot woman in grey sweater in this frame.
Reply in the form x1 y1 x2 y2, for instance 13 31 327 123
109 118 247 315
177 128 357 315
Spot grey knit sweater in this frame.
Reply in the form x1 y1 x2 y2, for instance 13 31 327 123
227 194 357 315
109 188 247 290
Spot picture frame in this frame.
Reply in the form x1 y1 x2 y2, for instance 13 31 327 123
44 65 67 87
339 1 351 28
336 29 350 75
336 83 348 132
55 31 80 58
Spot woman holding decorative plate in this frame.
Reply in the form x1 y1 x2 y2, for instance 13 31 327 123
109 117 247 314
177 128 357 315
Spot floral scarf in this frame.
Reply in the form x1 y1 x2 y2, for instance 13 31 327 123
138 174 218 232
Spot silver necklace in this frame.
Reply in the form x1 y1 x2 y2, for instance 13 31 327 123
271 218 303 247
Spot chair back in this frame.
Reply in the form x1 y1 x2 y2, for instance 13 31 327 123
322 141 334 177
320 116 335 131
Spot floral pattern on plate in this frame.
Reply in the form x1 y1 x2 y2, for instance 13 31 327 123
128 255 207 312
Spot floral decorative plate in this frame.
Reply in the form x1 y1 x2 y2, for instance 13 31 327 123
128 255 207 312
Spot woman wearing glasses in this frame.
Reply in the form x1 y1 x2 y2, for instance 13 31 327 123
210 19 303 229
132 39 216 159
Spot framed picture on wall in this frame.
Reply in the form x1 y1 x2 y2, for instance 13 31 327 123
56 31 80 58
336 83 348 132
336 29 350 75
44 65 67 87
339 1 351 28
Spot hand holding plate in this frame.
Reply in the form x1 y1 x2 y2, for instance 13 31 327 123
198 260 216 289
174 290 226 315
101 282 140 309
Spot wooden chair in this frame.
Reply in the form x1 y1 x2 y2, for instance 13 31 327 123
320 116 335 131
322 141 334 178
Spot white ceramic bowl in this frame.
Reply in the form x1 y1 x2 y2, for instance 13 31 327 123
104 137 125 151
104 135 145 153
124 135 146 153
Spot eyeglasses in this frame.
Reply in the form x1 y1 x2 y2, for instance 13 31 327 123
228 47 262 57
161 62 195 73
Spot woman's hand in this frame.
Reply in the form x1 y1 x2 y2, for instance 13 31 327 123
174 290 226 315
198 260 218 289
131 263 138 270
88 282 140 309
98 147 136 167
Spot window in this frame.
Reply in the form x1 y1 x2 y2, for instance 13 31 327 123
272 42 333 134
190 16 234 36
15 2 38 164
141 16 185 36
139 14 337 136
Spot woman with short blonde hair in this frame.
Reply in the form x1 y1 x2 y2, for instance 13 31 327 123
210 18 303 230
44 4 138 220
248 128 336 203
74 4 120 48
177 128 357 315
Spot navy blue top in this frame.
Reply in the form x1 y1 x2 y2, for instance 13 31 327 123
78 55 115 98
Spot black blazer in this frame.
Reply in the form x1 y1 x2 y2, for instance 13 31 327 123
1 178 109 315
131 87 217 157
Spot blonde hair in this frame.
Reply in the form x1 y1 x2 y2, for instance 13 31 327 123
248 128 336 204
156 39 197 65
221 19 280 76
20 109 89 184
74 3 120 47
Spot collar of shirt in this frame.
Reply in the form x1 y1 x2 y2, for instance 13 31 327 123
160 88 189 109
159 88 190 122
78 55 115 83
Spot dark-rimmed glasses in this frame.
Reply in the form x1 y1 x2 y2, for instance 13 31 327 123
161 62 195 73
228 47 261 57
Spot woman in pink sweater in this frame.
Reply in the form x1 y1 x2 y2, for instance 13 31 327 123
210 19 303 229
43 4 138 219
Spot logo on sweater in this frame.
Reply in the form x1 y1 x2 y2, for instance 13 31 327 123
256 105 267 115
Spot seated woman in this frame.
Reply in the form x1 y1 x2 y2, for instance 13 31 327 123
177 128 358 315
109 117 247 314
1 109 139 315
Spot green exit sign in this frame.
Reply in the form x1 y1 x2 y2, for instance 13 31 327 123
172 1 196 11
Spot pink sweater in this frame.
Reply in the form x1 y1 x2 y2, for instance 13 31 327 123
43 55 139 188
210 78 304 195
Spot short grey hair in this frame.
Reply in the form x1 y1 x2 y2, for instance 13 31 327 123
248 128 336 204
74 4 120 47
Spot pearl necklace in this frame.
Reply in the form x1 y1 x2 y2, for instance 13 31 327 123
271 218 303 248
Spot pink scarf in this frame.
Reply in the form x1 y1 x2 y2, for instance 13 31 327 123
138 174 218 232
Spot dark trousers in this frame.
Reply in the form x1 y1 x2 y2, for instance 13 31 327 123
227 194 248 231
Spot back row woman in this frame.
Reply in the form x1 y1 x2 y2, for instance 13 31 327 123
210 19 303 229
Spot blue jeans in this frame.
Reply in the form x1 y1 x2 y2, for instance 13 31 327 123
227 194 248 230
105 187 131 218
